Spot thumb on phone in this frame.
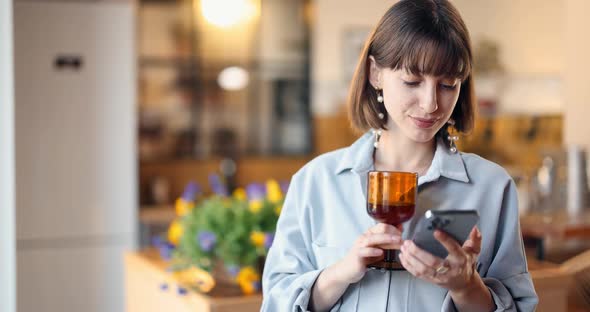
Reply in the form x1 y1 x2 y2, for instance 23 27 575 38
462 226 481 254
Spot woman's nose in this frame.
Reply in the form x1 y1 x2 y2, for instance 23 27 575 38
420 86 438 113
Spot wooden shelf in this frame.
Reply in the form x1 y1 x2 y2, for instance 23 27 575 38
140 205 176 226
140 156 311 205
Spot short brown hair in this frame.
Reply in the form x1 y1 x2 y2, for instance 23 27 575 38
347 0 475 146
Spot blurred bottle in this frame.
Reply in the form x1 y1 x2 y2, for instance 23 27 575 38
567 145 590 217
532 146 590 216
151 176 170 205
514 174 531 216
535 155 563 212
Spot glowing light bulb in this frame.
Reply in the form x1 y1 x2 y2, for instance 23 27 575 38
217 66 249 90
200 0 259 28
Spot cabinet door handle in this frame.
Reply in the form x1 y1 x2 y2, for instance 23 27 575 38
54 55 83 70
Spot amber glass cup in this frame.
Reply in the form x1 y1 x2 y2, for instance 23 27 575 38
366 171 418 270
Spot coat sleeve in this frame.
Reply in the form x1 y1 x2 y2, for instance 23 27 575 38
442 179 539 312
261 172 323 312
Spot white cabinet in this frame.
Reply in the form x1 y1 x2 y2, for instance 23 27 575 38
14 2 136 311
18 243 132 312
15 1 136 240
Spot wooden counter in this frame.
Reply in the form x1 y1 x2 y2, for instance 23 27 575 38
528 258 572 312
521 210 590 260
124 250 262 312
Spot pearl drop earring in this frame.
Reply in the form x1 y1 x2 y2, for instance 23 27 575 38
372 129 382 149
376 88 385 120
377 89 384 103
447 119 459 153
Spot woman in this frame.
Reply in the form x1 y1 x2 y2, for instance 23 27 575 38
262 0 538 311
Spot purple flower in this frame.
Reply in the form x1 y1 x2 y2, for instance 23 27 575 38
226 265 240 278
252 281 261 291
151 235 164 247
246 183 265 201
264 233 274 249
197 231 217 252
182 181 201 202
279 180 290 195
208 174 228 196
158 242 175 260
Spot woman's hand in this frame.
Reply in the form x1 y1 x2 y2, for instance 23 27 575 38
336 223 403 284
398 226 482 292
310 223 403 311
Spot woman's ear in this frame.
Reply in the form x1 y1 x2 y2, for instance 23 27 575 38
368 55 382 89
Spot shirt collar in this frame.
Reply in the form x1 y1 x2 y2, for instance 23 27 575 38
335 131 470 183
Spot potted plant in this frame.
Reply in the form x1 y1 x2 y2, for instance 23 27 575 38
155 175 287 295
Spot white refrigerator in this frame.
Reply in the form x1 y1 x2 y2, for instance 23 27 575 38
14 1 137 311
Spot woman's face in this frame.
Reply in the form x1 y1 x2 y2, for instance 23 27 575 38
371 61 462 143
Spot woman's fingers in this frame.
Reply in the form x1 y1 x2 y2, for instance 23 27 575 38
462 226 482 254
434 230 470 268
368 223 403 235
399 247 436 278
360 233 402 249
358 247 383 258
401 240 444 268
399 252 421 277
434 230 464 257
400 228 483 289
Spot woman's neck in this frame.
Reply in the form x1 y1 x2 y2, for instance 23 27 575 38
373 129 436 175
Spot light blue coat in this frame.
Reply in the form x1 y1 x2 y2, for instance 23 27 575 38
262 132 538 311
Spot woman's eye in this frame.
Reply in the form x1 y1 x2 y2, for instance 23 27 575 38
440 84 457 90
403 81 421 87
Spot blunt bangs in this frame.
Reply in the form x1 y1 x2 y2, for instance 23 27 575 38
369 0 473 81
395 33 471 80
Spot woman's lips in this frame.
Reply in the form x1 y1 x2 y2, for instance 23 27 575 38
411 116 438 129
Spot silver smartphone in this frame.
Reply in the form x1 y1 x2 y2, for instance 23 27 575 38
412 210 479 259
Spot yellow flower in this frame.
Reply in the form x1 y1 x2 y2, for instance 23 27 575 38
233 187 247 201
167 220 183 245
174 266 216 293
236 266 260 295
266 179 283 204
274 204 282 215
175 198 194 216
239 280 256 295
250 231 265 247
236 266 260 283
249 200 263 213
